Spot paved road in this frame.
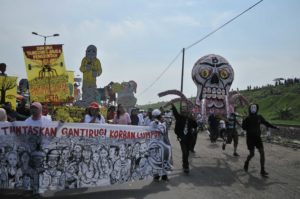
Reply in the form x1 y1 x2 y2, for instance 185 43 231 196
1 131 299 199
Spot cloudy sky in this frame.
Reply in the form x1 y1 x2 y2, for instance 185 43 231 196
0 0 299 105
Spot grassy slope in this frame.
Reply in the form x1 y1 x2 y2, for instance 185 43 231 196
138 84 300 126
238 84 300 125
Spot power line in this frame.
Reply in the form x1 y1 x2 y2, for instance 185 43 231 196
138 0 263 97
185 0 263 50
138 50 182 96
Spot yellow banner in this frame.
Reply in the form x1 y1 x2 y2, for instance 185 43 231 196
23 44 66 81
23 45 69 103
0 76 17 109
29 75 69 103
53 106 107 122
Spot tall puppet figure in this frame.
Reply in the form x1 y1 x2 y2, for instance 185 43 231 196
80 45 102 105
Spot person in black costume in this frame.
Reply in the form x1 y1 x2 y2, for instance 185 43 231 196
171 104 197 174
208 113 219 143
242 104 279 177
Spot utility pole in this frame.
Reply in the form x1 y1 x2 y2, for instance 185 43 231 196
180 48 185 93
180 48 185 111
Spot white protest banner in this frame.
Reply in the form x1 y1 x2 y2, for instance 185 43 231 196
0 122 172 193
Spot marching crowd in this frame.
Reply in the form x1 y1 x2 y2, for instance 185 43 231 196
0 100 279 185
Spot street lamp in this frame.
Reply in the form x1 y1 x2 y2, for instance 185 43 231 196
32 32 60 45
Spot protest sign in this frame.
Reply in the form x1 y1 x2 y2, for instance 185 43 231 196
0 122 172 193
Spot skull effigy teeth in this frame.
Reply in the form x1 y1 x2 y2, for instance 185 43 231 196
207 87 211 93
192 54 234 114
212 88 216 94
222 89 226 95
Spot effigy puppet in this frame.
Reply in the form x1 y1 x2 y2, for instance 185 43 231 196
191 54 234 119
117 80 137 111
80 45 102 105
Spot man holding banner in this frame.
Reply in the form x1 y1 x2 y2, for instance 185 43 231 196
25 102 51 125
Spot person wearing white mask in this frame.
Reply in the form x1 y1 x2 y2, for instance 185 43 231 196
242 104 279 177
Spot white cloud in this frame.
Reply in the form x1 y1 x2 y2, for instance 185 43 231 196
162 15 202 27
78 19 102 32
107 18 146 39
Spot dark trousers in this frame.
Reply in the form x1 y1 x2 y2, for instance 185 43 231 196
190 131 198 151
245 147 266 171
179 135 193 169
226 129 239 148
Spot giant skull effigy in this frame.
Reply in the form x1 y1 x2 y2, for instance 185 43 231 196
158 54 249 121
192 54 234 118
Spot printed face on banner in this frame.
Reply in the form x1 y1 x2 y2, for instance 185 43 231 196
192 54 234 116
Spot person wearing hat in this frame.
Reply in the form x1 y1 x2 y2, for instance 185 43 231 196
25 102 52 125
171 103 197 174
84 102 106 124
150 109 170 182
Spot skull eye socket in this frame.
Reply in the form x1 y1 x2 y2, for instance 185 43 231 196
219 69 229 79
200 69 210 78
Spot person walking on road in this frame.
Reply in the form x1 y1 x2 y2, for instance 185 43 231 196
208 113 219 143
222 113 240 156
242 104 279 177
150 109 170 182
171 104 197 174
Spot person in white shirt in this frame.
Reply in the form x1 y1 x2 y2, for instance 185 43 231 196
0 108 8 122
143 108 153 126
84 102 106 124
42 103 52 121
150 109 170 182
137 109 145 126
25 102 52 125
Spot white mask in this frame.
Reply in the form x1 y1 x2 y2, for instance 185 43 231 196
250 105 257 114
